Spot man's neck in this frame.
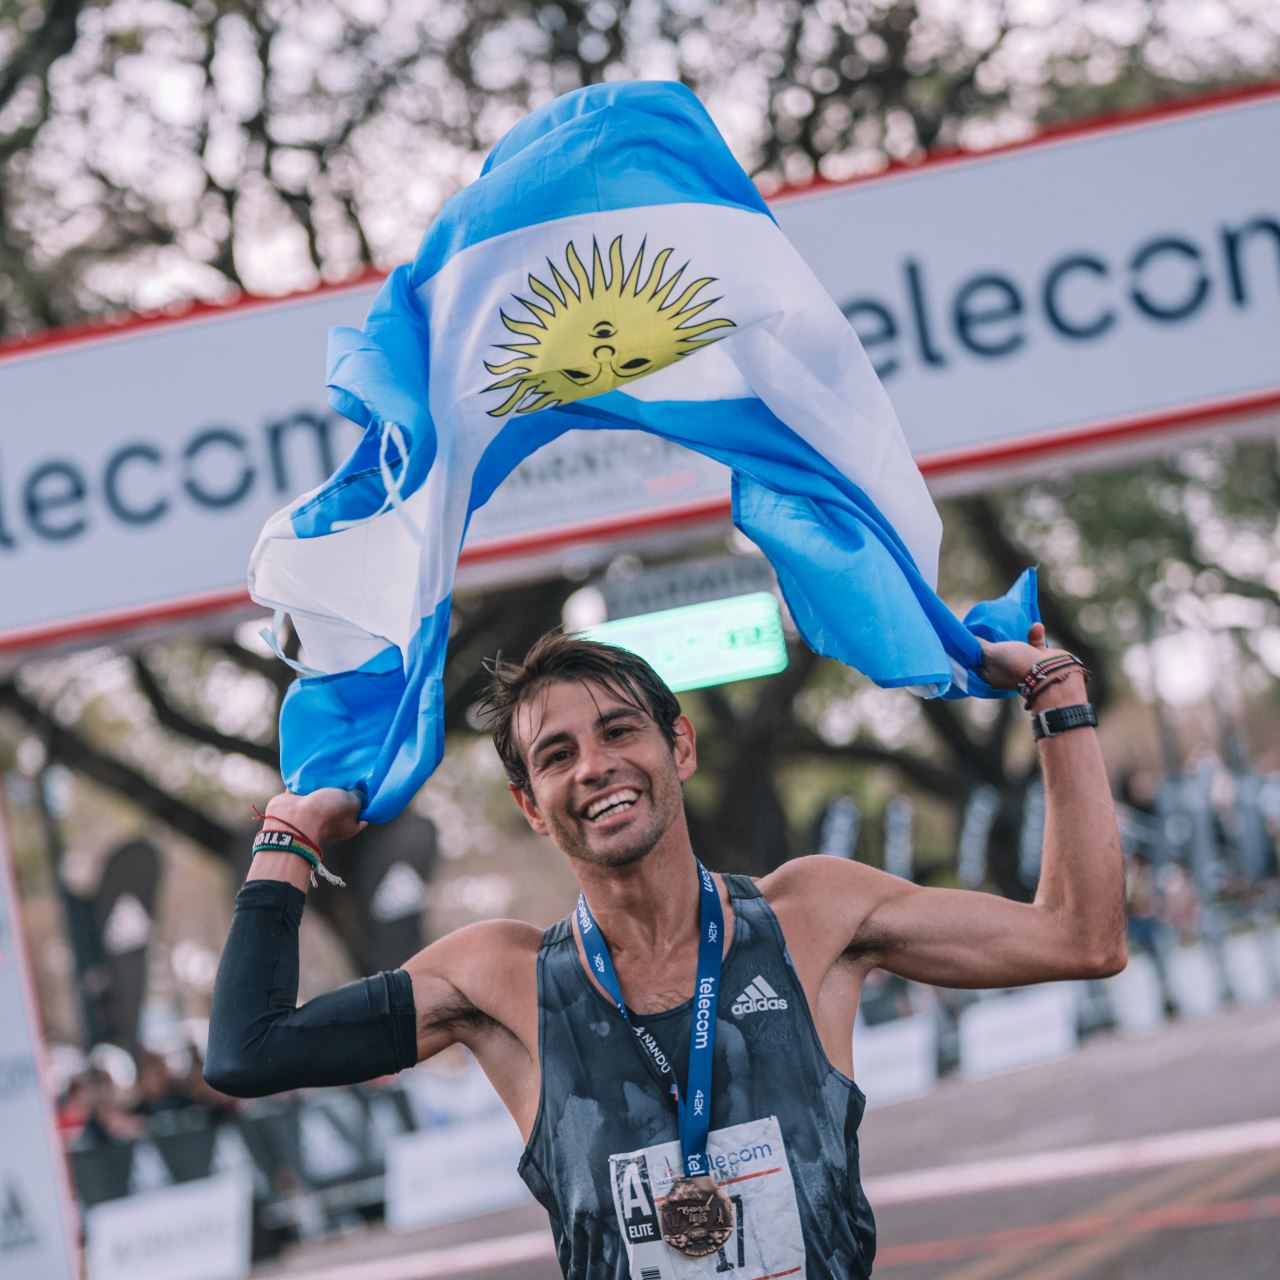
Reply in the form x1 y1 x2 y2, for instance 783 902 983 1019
574 834 702 959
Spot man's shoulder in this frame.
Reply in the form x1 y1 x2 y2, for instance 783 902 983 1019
757 853 880 907
407 918 544 1035
448 917 546 961
756 856 898 968
407 918 543 986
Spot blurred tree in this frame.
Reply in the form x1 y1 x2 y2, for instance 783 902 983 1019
1 0 1278 969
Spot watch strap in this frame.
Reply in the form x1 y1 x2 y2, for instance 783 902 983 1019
1031 702 1098 741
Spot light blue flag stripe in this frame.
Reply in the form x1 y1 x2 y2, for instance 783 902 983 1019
258 80 1039 821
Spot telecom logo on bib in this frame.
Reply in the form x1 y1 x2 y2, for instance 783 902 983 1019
731 975 788 1017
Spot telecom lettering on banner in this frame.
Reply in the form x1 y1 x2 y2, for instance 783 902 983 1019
0 801 78 1280
0 89 1277 652
774 92 1279 470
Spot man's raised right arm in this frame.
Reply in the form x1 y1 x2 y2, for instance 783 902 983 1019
203 789 530 1098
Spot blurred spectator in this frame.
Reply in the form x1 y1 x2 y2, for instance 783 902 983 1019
130 1049 192 1118
1159 861 1202 938
1125 852 1176 1019
56 1073 94 1143
61 1066 144 1146
182 1048 240 1125
860 968 914 1026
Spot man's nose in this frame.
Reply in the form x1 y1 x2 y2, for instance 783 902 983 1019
573 738 616 784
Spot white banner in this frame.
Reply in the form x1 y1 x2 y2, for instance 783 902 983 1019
84 1171 252 1280
773 90 1280 466
1 88 1276 652
0 794 79 1280
386 1114 531 1232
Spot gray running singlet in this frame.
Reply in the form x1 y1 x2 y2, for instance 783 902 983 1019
518 874 876 1279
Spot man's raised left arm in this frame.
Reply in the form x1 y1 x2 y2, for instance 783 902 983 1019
775 624 1126 990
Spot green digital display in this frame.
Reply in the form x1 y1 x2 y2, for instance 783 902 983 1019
579 592 789 693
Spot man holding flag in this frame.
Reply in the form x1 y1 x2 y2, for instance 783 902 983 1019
206 82 1126 1277
208 627 1123 1278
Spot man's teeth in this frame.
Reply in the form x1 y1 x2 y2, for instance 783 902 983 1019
586 790 639 820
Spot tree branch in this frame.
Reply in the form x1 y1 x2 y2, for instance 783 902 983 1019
0 0 86 118
131 655 278 768
211 640 294 696
0 684 235 852
776 723 968 802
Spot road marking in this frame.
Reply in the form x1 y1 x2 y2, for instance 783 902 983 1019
1002 1149 1280 1280
872 1153 1280 1275
922 1155 1215 1280
268 1228 556 1280
864 1115 1280 1206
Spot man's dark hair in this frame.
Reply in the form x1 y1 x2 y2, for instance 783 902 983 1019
479 631 682 794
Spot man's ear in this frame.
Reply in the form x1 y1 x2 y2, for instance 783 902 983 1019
509 781 550 836
672 713 697 782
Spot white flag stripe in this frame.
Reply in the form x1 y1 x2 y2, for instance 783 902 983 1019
418 201 940 579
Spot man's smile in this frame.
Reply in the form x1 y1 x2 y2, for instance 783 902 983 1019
581 786 641 824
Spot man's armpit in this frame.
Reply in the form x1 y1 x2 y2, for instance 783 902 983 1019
843 915 906 966
418 997 498 1040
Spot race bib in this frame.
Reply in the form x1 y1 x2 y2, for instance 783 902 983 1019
609 1115 805 1279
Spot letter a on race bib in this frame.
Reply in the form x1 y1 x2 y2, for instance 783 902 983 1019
614 1155 661 1246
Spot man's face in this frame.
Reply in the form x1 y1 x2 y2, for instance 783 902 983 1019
509 679 696 869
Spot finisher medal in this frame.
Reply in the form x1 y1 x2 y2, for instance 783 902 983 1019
660 1173 735 1257
576 861 734 1260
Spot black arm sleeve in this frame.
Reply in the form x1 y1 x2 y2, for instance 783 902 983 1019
204 879 418 1098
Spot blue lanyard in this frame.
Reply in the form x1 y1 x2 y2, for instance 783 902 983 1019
575 861 724 1179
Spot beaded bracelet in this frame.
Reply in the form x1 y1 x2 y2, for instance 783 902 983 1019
1017 653 1090 709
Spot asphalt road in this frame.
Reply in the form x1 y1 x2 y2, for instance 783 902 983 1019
255 999 1280 1280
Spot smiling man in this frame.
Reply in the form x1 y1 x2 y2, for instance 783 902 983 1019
206 628 1125 1279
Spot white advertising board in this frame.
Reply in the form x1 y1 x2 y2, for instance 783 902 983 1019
1 87 1277 654
385 1113 531 1232
0 795 79 1280
1102 952 1166 1036
854 1011 938 1107
84 1171 252 1280
958 984 1079 1079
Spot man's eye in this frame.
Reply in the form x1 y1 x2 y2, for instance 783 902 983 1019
607 724 634 738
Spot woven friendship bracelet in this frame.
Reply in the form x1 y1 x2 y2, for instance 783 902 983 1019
252 828 320 863
251 806 324 850
250 825 346 888
1017 653 1090 709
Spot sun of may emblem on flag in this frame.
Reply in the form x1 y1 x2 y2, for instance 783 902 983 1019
482 235 735 416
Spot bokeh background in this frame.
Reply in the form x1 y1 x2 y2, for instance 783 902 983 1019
2 3 1280 1279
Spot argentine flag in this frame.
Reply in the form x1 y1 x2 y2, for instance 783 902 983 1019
250 80 1037 822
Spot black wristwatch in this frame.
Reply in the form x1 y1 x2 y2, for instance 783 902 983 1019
1031 702 1098 741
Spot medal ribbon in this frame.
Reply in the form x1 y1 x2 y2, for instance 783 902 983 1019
575 860 724 1179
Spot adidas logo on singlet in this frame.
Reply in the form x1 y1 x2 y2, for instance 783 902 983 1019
731 974 789 1017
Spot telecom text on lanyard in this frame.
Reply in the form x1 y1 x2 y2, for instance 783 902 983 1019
575 860 724 1178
